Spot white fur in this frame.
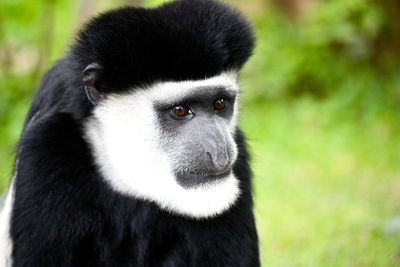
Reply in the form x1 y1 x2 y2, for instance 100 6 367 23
0 178 15 267
146 71 238 104
84 72 241 218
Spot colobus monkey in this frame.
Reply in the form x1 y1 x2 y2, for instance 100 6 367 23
0 0 259 266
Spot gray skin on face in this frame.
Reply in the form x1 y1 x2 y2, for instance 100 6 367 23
155 86 237 188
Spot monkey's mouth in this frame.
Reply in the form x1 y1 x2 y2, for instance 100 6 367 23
175 169 231 188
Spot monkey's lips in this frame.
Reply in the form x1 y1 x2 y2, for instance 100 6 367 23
175 169 231 188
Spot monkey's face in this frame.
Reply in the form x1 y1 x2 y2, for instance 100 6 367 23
84 72 240 218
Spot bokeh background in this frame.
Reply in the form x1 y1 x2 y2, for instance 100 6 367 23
1 0 400 265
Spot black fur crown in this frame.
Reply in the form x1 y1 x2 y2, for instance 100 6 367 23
70 0 255 92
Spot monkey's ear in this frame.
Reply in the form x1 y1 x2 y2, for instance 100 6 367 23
82 63 104 105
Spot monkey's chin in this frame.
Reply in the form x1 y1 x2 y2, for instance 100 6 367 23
159 173 240 219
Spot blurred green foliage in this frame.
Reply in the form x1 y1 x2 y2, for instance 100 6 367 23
1 0 400 266
245 0 400 102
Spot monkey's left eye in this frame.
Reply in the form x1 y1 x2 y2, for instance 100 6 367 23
214 98 225 110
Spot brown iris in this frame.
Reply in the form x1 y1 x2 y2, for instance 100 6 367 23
214 98 225 110
174 106 188 116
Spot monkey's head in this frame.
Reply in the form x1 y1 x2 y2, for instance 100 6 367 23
72 0 255 218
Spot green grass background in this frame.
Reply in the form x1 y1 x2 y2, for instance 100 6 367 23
1 0 400 266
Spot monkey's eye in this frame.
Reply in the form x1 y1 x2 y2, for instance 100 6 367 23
173 105 192 117
214 98 225 110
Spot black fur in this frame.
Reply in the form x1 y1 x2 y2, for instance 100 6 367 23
8 0 259 266
70 0 255 93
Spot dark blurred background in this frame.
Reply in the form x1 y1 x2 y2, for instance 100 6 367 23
1 0 400 265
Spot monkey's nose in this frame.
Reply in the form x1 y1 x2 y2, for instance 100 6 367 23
205 151 231 175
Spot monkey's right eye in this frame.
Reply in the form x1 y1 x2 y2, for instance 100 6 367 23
172 105 192 117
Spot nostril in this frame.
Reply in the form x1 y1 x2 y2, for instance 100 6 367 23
204 152 217 172
222 159 231 170
205 152 216 167
205 151 231 174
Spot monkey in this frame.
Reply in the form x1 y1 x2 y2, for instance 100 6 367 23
0 0 259 266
